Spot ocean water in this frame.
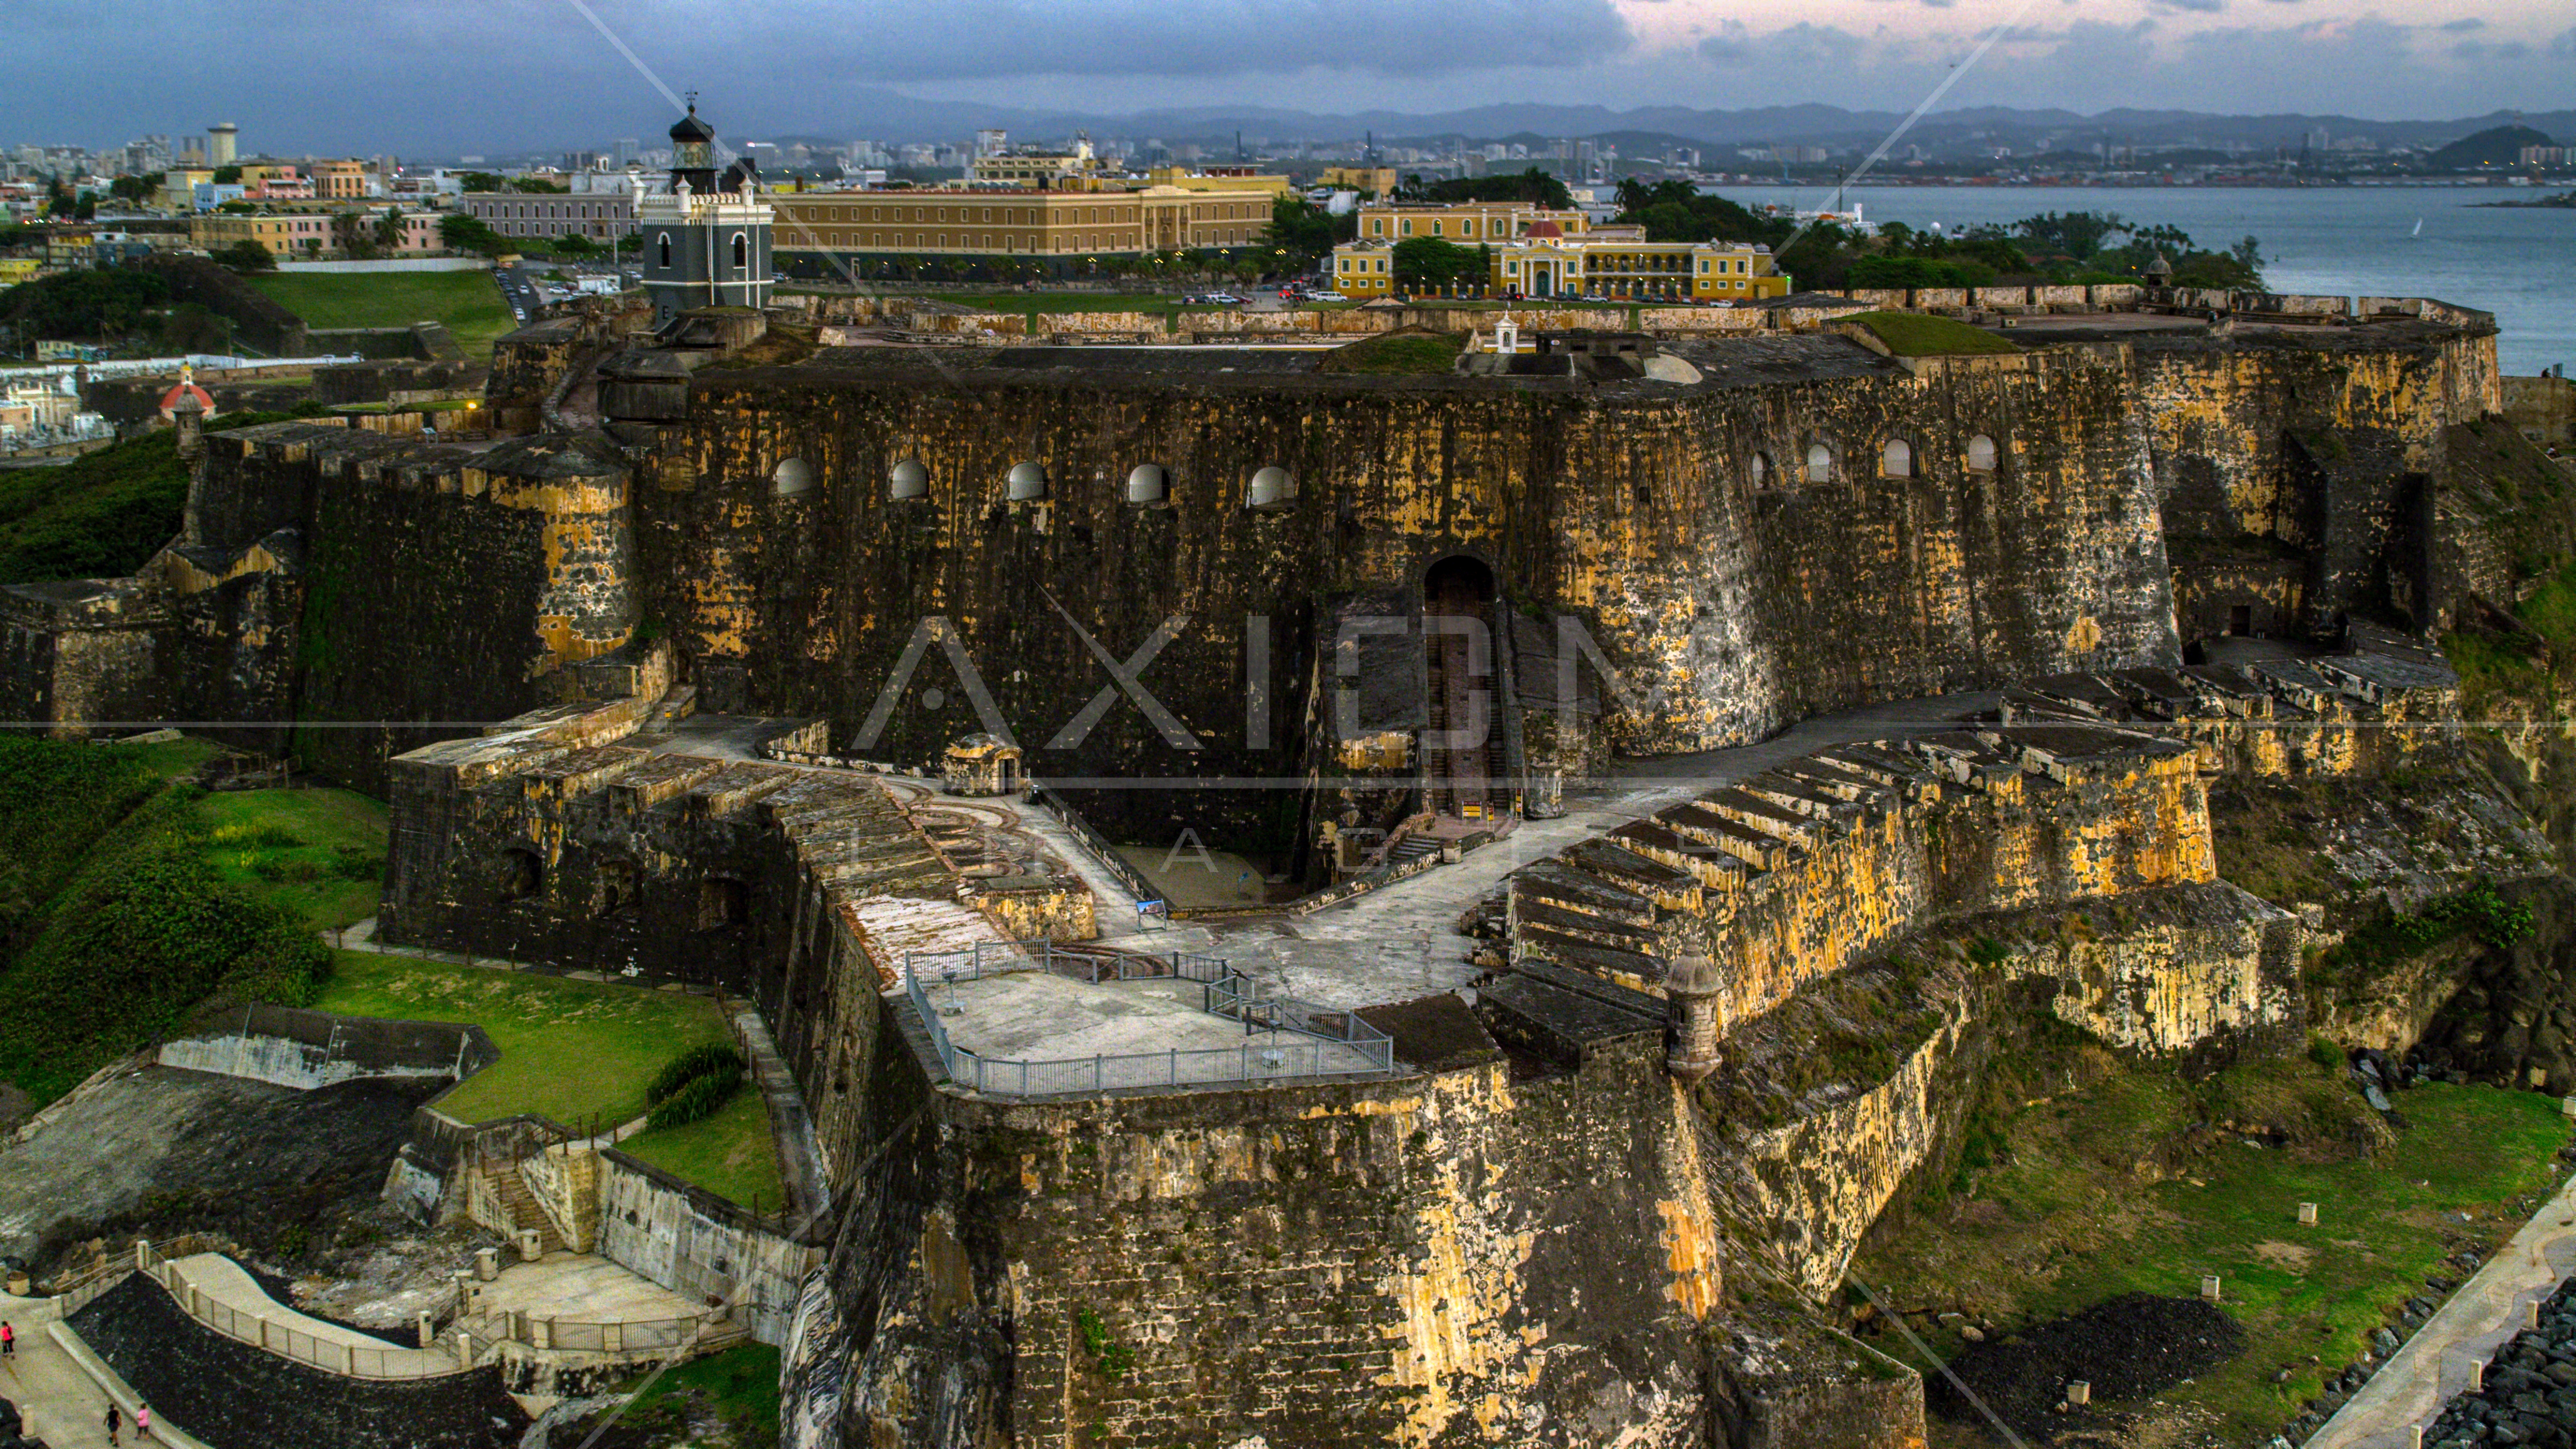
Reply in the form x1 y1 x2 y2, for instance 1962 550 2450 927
1709 185 2575 378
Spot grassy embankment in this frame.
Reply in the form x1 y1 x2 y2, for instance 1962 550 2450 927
0 431 191 586
315 950 784 1209
603 1342 781 1448
248 270 517 361
1840 310 2021 357
0 735 340 1102
1854 1044 2568 1446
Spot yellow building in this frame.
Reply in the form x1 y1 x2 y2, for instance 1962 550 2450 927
1317 166 1399 196
1143 165 1294 198
970 141 1106 189
191 211 336 259
1353 201 1589 244
772 184 1282 261
0 258 42 287
160 168 213 212
310 159 372 200
1329 235 1789 302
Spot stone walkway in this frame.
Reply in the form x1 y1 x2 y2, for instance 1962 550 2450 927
4 1315 164 1449
2307 1166 2576 1449
168 1253 411 1352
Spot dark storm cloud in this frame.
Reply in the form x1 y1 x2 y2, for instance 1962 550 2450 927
0 0 1636 149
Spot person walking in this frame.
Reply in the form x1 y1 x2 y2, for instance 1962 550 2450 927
136 1403 152 1441
104 1403 122 1445
1 1319 12 1356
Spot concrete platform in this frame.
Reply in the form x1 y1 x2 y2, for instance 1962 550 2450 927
472 1252 701 1327
938 969 1321 1059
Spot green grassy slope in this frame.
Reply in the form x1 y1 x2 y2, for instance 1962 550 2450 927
0 739 332 1102
249 271 516 359
0 432 189 585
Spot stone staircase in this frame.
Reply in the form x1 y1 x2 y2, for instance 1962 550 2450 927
481 1162 566 1257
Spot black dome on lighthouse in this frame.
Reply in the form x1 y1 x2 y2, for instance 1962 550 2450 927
670 106 715 144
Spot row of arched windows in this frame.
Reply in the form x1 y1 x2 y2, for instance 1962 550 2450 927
773 457 1299 508
1748 433 2003 490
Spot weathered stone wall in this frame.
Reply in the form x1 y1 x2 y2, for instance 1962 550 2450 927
596 1147 821 1344
806 1012 1725 1449
0 578 168 736
172 422 640 788
1513 724 2217 1036
638 341 2193 837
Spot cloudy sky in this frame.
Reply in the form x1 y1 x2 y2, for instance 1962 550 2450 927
8 0 2574 152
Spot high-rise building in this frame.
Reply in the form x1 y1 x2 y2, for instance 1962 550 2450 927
208 123 238 167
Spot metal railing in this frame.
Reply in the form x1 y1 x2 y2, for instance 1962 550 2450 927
136 1242 474 1380
902 941 1395 1098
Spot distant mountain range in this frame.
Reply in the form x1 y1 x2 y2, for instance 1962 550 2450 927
753 94 2571 156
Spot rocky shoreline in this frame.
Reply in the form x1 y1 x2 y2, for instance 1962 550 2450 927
2424 1271 2576 1448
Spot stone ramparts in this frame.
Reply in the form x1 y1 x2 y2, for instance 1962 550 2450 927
1509 628 2455 1041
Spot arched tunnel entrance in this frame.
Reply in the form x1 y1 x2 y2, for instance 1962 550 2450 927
1423 555 1501 822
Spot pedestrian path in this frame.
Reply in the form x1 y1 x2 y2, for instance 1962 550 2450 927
2307 1166 2576 1448
167 1254 406 1352
39 1319 214 1449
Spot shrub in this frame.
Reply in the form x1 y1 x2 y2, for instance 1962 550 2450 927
2308 1034 2344 1071
646 1065 743 1131
330 846 385 881
648 1042 747 1106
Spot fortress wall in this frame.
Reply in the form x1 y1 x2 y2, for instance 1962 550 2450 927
0 581 167 737
184 423 640 788
645 349 2193 822
819 1028 1725 1449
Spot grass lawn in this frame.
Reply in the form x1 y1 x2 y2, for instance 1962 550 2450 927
1856 1055 2570 1445
616 1342 781 1445
1841 309 2020 357
248 271 517 360
621 1086 788 1213
314 950 732 1131
202 786 388 930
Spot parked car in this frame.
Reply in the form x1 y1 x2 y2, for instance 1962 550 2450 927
1203 291 1243 305
1305 290 1347 302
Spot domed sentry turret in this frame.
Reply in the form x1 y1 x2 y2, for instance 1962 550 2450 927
670 101 718 195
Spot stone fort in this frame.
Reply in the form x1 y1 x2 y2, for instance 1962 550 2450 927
0 198 2557 1446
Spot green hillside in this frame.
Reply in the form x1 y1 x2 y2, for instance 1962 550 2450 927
249 270 516 358
0 736 343 1104
0 432 189 586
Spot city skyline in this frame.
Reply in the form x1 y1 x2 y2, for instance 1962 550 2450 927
2 0 2571 155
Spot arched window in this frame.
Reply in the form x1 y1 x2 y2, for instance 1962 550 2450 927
1248 466 1294 507
1749 452 1771 490
730 231 748 269
772 458 815 497
656 232 671 268
1007 461 1048 501
1126 464 1168 503
888 459 928 500
1881 438 1913 478
1805 443 1834 484
596 858 640 917
1966 434 1999 473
